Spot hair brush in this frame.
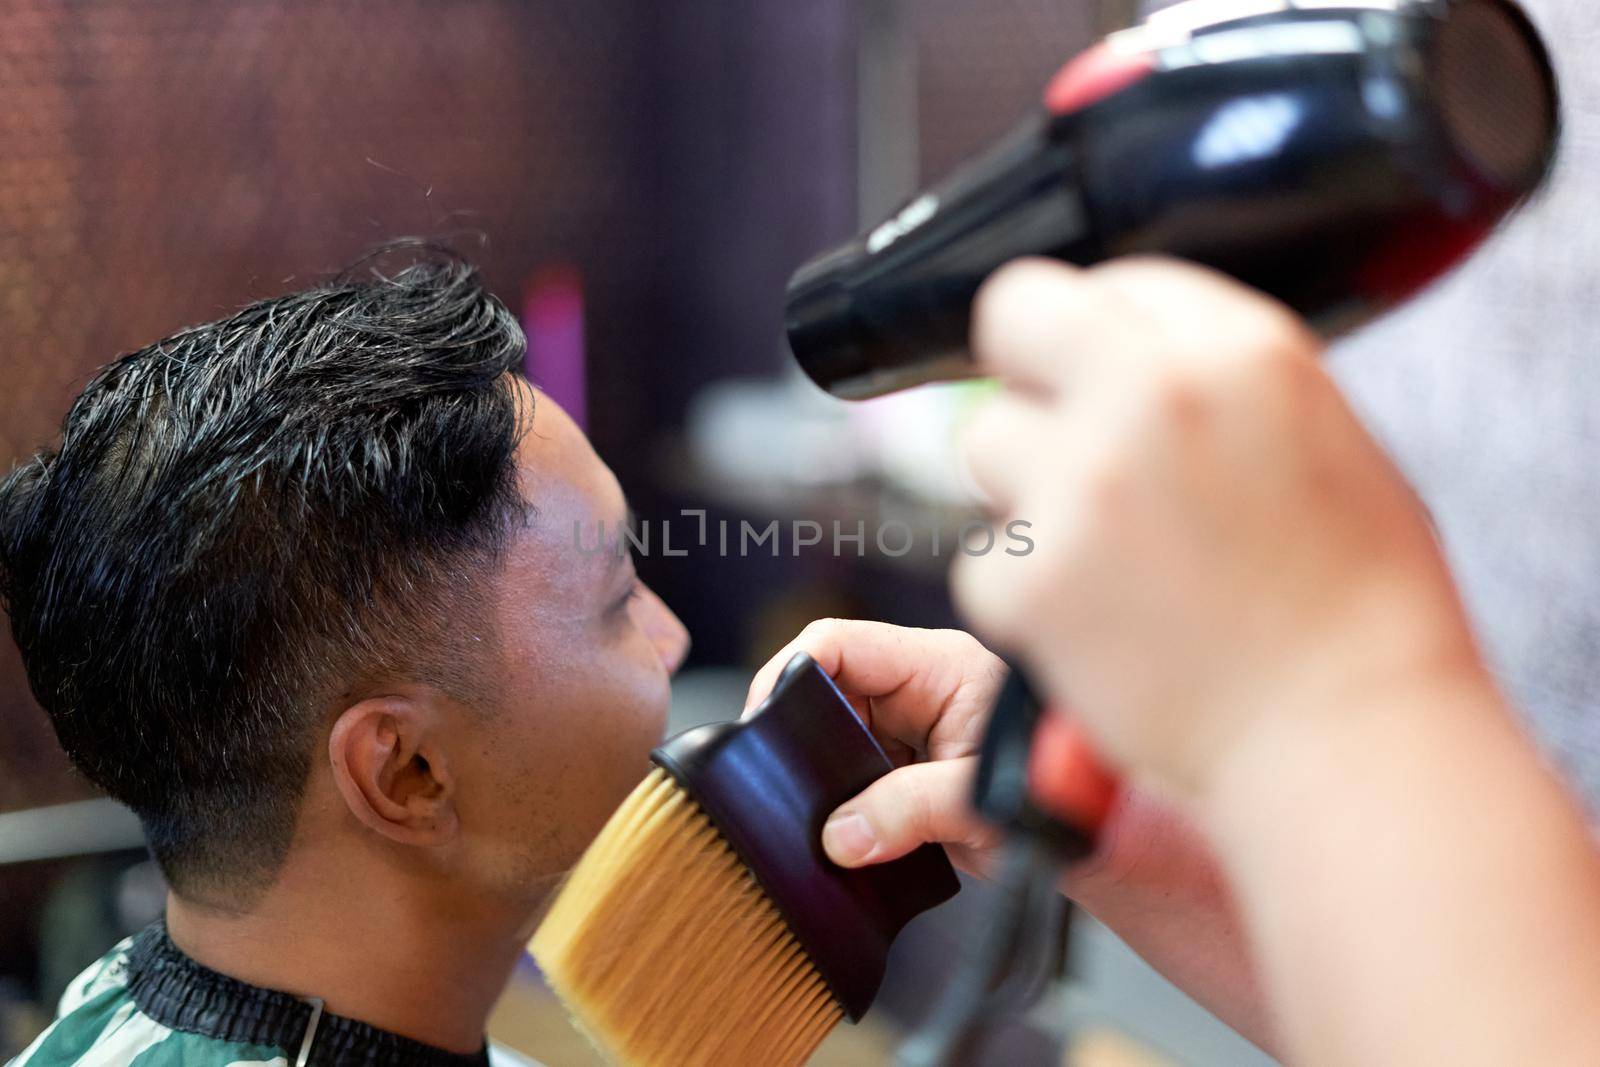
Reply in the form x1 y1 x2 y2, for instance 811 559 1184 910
530 652 960 1066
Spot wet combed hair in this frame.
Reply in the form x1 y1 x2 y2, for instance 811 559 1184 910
0 246 529 902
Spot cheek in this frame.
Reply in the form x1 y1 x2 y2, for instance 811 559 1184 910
587 635 674 751
477 632 672 868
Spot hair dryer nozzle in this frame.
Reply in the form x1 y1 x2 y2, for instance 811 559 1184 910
787 0 1558 399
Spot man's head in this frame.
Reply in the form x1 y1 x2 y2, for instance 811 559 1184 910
0 250 686 911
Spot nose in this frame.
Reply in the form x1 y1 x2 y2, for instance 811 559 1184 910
634 583 691 675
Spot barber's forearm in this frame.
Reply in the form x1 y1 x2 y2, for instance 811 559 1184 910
1067 789 1280 1055
1201 673 1600 1066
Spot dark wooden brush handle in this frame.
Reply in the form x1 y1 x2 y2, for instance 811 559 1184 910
652 652 960 1022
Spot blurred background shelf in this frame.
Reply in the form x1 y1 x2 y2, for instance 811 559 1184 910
0 800 143 866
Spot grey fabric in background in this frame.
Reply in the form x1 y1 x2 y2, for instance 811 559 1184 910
1330 0 1600 811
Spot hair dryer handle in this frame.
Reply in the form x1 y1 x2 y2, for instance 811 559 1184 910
972 665 1118 861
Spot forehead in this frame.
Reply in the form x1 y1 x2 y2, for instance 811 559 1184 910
509 378 626 556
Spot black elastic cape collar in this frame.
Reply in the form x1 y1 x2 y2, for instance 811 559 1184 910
127 921 490 1067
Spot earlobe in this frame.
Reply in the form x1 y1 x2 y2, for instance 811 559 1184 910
328 696 460 847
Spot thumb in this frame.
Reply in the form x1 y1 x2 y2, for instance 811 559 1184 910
821 757 999 869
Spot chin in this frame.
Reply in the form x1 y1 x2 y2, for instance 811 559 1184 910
637 690 672 754
605 728 661 808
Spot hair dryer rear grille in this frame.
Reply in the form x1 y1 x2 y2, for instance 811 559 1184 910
1432 0 1557 187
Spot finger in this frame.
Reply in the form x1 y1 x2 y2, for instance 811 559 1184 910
950 514 1057 656
743 619 1003 760
741 632 874 754
821 757 1000 868
971 257 1144 391
961 394 1056 511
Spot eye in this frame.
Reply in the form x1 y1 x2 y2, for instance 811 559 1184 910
611 578 644 617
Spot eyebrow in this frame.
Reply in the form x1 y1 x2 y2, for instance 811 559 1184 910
606 501 638 576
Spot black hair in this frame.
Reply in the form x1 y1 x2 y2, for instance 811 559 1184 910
0 246 529 902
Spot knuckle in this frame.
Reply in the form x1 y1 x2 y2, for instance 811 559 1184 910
1089 255 1182 290
942 626 994 662
902 771 952 842
972 259 1080 355
1088 257 1217 327
1072 435 1131 507
974 258 1061 315
1087 461 1130 515
1270 351 1330 407
1229 338 1329 413
874 777 923 845
1145 366 1211 431
799 617 849 643
971 267 1027 353
1094 257 1319 365
1232 305 1320 371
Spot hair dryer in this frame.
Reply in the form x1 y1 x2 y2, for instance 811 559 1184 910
786 0 1559 400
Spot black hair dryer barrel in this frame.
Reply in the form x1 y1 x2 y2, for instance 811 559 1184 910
786 0 1559 400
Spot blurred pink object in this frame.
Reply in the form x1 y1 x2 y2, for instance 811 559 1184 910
522 265 586 429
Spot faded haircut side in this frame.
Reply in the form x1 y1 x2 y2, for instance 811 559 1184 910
0 244 530 903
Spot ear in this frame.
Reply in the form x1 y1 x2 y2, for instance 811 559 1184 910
328 695 461 847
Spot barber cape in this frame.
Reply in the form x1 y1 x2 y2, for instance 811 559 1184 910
8 923 542 1067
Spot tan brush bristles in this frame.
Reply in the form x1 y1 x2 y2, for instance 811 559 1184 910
531 767 845 1066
